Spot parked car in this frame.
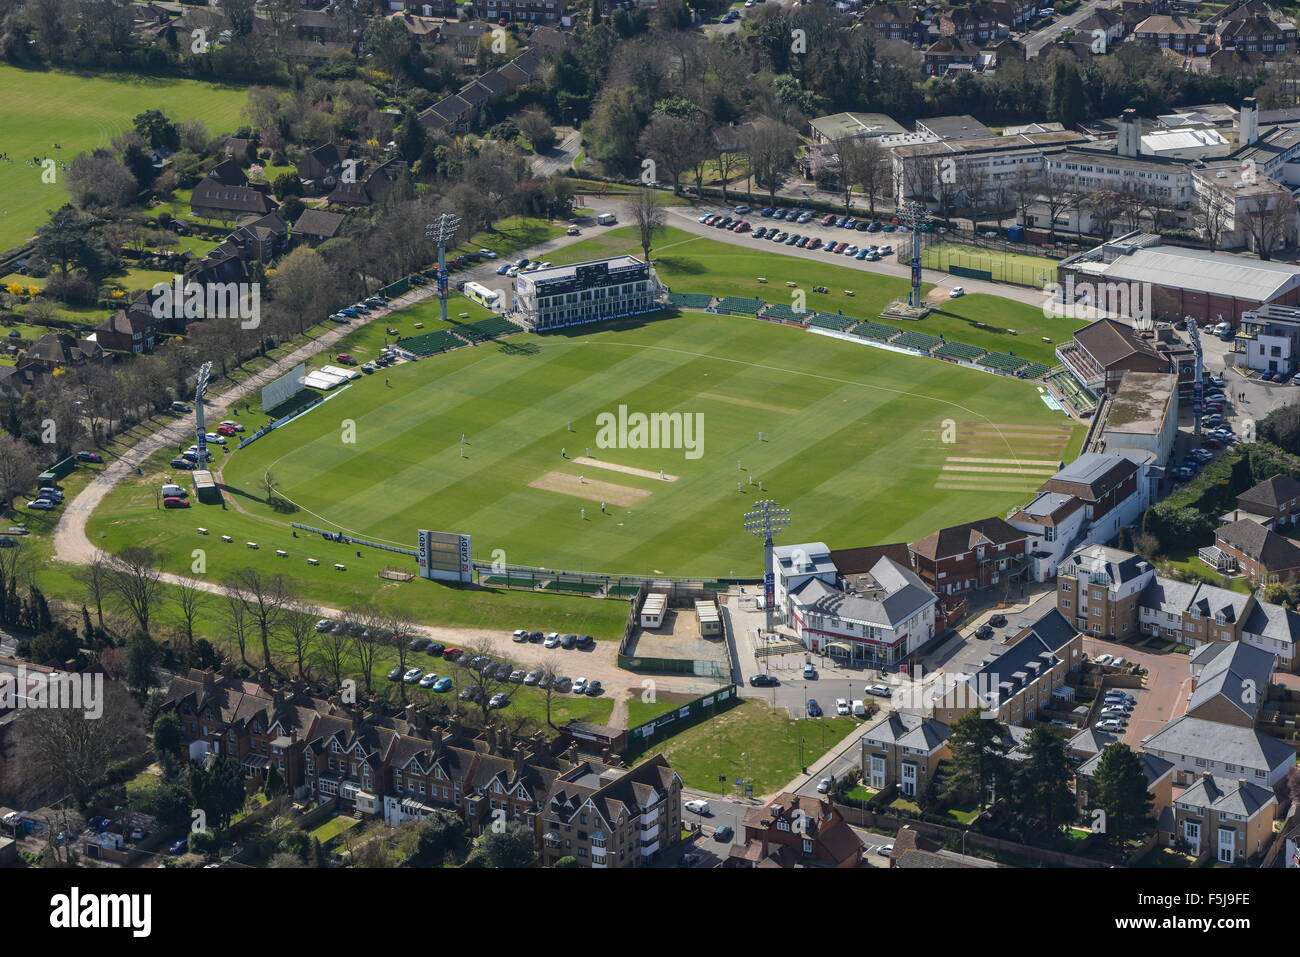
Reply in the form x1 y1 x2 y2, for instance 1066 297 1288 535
989 613 1007 627
1111 656 1127 668
544 632 560 646
714 824 734 841
949 286 965 298
168 839 188 855
163 497 191 509
76 450 103 463
577 635 594 648
315 619 332 632
512 629 528 642
817 775 835 793
408 637 431 651
586 679 603 696
749 674 778 687
554 676 573 692
836 698 850 716
1094 654 1114 666
684 799 711 815
489 692 509 709
426 642 445 656
418 672 439 688
442 647 463 661
975 624 995 639
806 698 823 717
524 670 542 685
561 634 577 649
572 677 589 694
387 666 404 681
403 668 423 684
431 677 452 693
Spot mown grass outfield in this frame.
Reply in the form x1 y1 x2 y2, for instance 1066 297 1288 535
204 311 1084 578
549 226 1078 365
0 65 250 252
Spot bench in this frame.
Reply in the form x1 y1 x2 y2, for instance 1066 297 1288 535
220 535 233 543
276 549 287 557
307 558 319 566
246 542 258 549
333 563 346 571
197 527 208 535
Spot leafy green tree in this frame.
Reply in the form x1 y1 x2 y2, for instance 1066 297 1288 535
1009 726 1076 839
153 713 182 760
945 711 1011 810
33 207 110 279
309 836 327 868
125 631 161 696
411 809 466 866
465 820 537 868
395 108 427 164
555 855 579 868
133 110 179 151
1048 61 1086 130
150 779 194 830
1086 744 1154 850
264 763 286 798
189 756 246 830
272 171 303 198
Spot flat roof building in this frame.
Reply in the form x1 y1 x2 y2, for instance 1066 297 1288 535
514 256 661 331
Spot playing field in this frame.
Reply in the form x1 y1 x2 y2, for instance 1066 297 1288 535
0 65 250 252
920 240 1061 289
221 312 1084 577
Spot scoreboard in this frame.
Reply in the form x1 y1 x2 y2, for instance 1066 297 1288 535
417 529 472 583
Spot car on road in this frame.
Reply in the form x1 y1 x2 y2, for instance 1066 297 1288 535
836 698 850 716
713 824 734 841
949 286 965 298
749 674 778 686
684 799 711 815
387 666 403 682
876 843 894 856
870 684 891 697
403 668 423 684
817 775 835 793
572 677 589 694
806 698 823 717
803 663 816 678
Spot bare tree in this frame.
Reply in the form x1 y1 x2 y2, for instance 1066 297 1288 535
173 576 208 661
1195 187 1232 252
539 655 563 729
1083 189 1125 240
106 547 165 637
1010 164 1041 229
228 568 292 671
12 680 147 807
349 605 383 695
318 624 351 691
741 117 799 207
281 609 317 680
630 186 666 264
452 637 513 727
222 579 252 665
0 434 40 514
1241 194 1291 261
955 161 990 231
638 114 706 196
71 552 111 631
1040 171 1079 244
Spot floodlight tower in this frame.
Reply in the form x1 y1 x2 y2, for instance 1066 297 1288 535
425 213 461 325
899 200 930 309
194 361 213 462
744 499 791 634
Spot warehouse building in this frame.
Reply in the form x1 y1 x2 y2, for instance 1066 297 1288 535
514 257 662 331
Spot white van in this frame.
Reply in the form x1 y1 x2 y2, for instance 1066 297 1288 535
852 700 866 717
597 212 617 226
161 484 188 499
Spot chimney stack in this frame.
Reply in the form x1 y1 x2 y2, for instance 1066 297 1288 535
1239 97 1259 147
1117 109 1140 158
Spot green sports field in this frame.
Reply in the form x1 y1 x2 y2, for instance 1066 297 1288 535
0 65 249 252
216 311 1084 578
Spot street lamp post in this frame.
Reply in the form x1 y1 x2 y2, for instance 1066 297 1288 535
743 499 791 634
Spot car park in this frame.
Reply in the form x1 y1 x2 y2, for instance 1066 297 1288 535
806 698 823 717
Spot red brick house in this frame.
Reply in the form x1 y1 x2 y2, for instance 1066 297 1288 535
1214 519 1300 582
726 793 864 868
908 517 1029 599
94 302 162 354
1236 474 1300 528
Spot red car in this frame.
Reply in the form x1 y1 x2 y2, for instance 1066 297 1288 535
336 353 357 366
733 221 750 232
443 647 463 661
163 496 190 509
217 425 237 437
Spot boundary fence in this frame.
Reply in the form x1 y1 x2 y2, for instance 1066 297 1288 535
622 684 740 759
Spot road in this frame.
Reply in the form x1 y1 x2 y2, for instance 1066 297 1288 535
529 127 581 178
1023 1 1107 57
